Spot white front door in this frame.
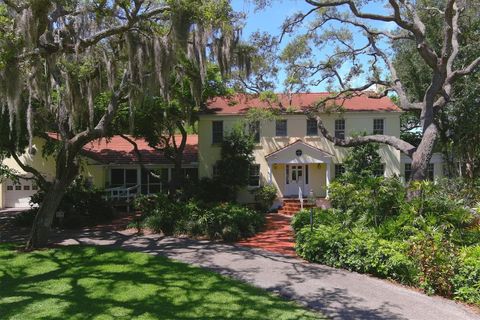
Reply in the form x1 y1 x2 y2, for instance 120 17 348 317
285 165 306 196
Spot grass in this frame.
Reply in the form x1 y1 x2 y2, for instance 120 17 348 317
0 244 323 320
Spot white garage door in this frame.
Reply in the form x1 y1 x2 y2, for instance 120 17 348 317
4 179 38 208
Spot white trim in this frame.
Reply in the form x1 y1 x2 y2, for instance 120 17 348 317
266 140 332 165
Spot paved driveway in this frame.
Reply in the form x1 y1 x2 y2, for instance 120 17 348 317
56 230 480 320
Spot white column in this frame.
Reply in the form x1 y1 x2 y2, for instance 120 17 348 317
268 163 273 184
325 162 331 198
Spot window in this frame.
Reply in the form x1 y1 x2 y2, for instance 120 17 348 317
335 164 345 178
249 121 260 143
212 164 220 178
212 121 223 144
405 163 435 181
23 185 30 191
373 119 384 135
32 184 38 191
110 168 138 188
404 164 412 181
374 164 385 177
140 168 167 194
305 164 309 184
6 186 13 191
306 119 318 136
276 119 287 136
249 164 261 187
334 119 345 139
15 185 21 191
428 163 434 180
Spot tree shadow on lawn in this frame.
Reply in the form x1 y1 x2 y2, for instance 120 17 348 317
51 230 410 320
0 243 323 320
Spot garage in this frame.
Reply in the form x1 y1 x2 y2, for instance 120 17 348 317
3 178 38 208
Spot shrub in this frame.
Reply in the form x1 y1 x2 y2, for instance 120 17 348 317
141 195 186 236
329 176 405 227
13 209 36 227
291 208 340 233
201 203 264 241
136 197 265 241
16 177 115 229
254 184 278 211
409 230 458 296
191 177 232 203
134 193 169 216
295 225 417 284
452 245 480 305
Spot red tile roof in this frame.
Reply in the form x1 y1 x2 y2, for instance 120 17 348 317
47 133 198 165
205 92 400 114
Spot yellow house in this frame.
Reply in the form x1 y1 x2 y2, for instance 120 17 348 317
199 93 443 204
0 92 444 209
0 135 199 209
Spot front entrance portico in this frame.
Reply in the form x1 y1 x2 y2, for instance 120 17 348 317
265 140 333 198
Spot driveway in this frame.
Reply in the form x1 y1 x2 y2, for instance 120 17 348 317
55 230 480 320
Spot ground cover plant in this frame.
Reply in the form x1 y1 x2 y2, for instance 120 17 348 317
0 244 322 320
134 193 265 242
293 144 480 306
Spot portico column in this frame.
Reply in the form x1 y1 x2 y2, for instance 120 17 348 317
325 162 331 198
268 162 273 184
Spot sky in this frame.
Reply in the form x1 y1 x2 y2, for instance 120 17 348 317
230 0 397 92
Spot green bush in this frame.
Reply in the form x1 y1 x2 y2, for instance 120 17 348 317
452 245 480 305
329 176 405 227
139 194 186 236
16 177 115 229
136 197 265 242
409 230 458 296
254 184 278 212
295 225 418 284
291 208 340 233
13 209 37 227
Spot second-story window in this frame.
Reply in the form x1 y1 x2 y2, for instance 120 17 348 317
306 119 318 136
249 121 260 143
276 119 287 137
248 164 261 187
373 119 384 135
405 163 435 181
212 120 223 144
334 119 345 139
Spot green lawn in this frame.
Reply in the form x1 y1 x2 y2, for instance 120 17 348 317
0 244 323 320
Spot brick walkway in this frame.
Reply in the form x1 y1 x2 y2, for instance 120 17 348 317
237 213 296 256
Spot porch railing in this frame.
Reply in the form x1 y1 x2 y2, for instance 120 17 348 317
298 186 304 210
103 185 140 202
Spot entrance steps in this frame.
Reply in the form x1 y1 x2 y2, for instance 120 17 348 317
277 198 315 216
277 198 331 216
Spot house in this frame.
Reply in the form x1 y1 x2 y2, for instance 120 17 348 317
198 93 444 204
0 92 444 209
0 134 198 208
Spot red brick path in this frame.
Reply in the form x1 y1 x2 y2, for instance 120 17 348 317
237 214 296 256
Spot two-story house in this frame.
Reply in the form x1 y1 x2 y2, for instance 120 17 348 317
198 93 444 204
0 92 444 209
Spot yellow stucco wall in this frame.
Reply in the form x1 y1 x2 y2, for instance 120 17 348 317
198 111 402 203
0 137 106 208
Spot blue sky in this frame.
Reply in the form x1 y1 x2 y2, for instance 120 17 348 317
231 0 396 92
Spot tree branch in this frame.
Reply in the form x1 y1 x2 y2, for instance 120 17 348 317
119 134 161 179
9 152 48 189
315 116 417 157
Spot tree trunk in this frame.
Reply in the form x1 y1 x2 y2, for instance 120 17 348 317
26 147 80 250
169 156 184 197
25 177 70 249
